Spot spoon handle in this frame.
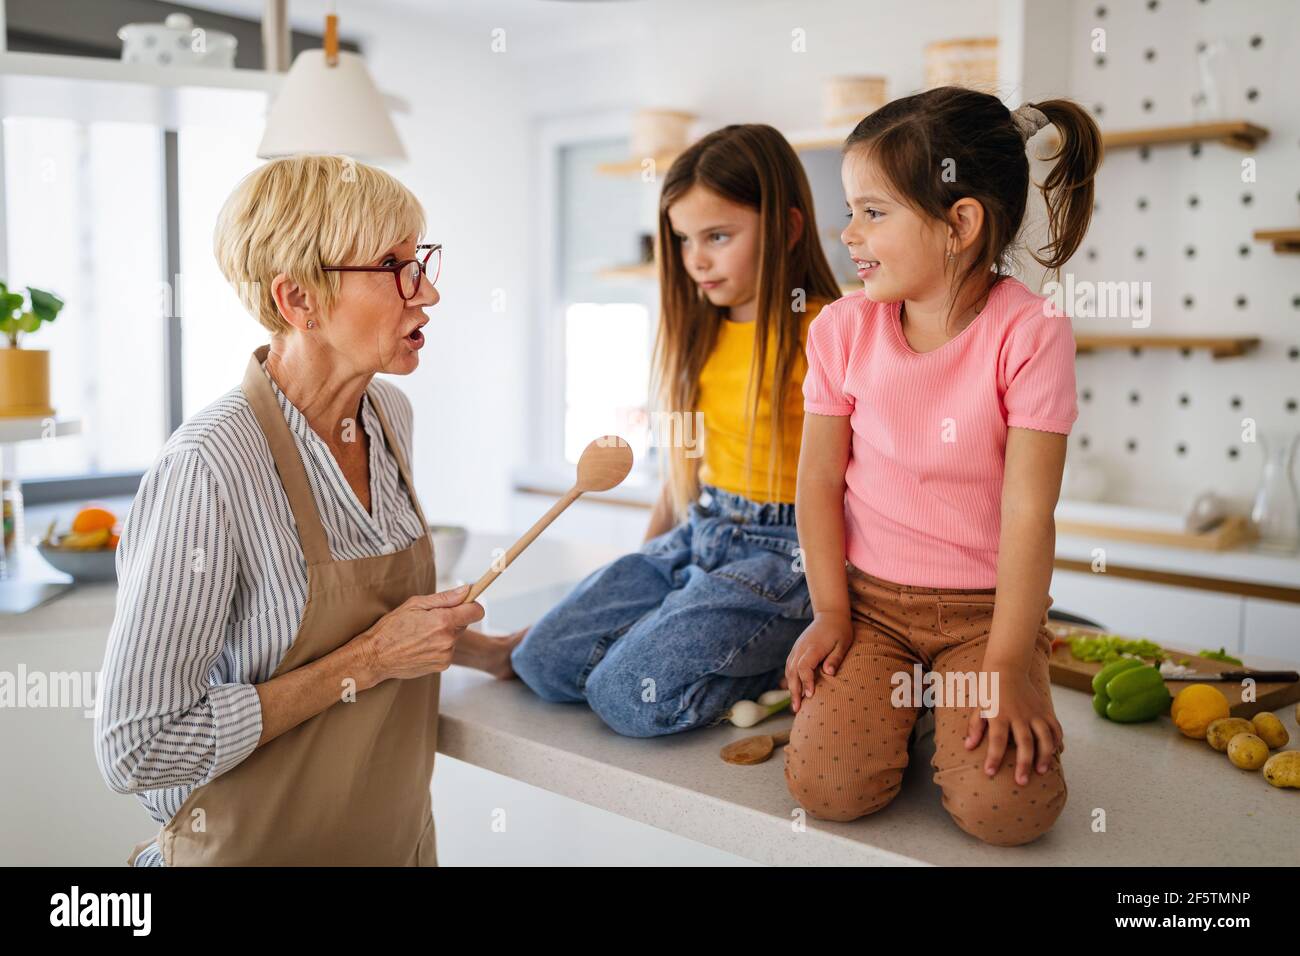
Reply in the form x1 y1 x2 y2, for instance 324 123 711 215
463 486 582 604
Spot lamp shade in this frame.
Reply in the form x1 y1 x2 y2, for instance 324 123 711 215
257 49 406 161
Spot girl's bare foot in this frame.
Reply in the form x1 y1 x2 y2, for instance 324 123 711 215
486 627 529 680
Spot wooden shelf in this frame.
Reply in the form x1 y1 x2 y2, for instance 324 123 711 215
787 125 855 153
0 416 81 444
597 262 656 282
1253 229 1300 254
595 154 679 177
1100 120 1268 152
1074 334 1260 359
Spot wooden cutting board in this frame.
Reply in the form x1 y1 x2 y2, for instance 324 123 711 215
1046 623 1300 719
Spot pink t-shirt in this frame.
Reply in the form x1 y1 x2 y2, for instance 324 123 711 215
802 276 1077 589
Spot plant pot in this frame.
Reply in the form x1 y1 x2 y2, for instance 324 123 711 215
0 347 55 418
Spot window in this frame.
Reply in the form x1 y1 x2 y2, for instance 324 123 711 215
177 125 266 416
555 137 657 471
3 117 166 480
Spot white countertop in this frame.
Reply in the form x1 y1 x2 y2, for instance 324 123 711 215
450 536 1300 867
5 530 1298 866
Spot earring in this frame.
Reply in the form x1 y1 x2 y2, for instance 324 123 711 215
306 320 315 329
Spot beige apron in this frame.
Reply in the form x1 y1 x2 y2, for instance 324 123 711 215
126 344 440 866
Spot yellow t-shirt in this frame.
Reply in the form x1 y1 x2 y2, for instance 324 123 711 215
695 301 829 504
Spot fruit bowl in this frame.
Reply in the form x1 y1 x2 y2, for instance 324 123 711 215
36 542 118 583
36 504 121 583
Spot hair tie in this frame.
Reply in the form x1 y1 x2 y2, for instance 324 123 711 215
1011 103 1050 142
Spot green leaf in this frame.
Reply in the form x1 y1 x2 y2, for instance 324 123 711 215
0 291 23 319
17 310 41 333
27 287 64 323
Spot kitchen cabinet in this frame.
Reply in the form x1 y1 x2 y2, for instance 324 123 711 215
1241 598 1300 663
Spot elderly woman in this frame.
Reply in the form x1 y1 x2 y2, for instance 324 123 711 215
95 155 520 866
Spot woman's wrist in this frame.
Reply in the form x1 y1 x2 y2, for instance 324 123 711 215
344 628 381 692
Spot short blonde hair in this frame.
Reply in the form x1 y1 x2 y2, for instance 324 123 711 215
213 155 426 334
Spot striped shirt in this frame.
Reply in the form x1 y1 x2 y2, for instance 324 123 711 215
94 359 425 866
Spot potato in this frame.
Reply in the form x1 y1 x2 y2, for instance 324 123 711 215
1250 712 1289 750
1206 717 1255 752
1262 751 1300 788
1227 733 1269 770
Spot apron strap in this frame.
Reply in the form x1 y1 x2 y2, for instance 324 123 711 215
366 383 431 533
242 344 333 566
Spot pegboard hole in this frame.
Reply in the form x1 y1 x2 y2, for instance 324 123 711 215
1184 245 1196 258
1235 294 1248 309
1178 393 1191 407
1176 443 1188 456
1126 439 1139 453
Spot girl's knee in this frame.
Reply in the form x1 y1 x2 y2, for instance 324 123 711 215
584 666 694 737
935 762 1067 847
783 723 903 822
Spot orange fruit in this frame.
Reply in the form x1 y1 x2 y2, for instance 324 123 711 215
1171 683 1230 739
108 533 120 549
72 506 118 534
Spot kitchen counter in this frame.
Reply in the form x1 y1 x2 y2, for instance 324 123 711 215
445 538 1300 867
4 529 1298 866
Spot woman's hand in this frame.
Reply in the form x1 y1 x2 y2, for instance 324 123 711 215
353 583 484 689
786 613 854 712
964 666 1064 786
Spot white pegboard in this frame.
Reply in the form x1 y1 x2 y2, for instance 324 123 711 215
1059 0 1300 512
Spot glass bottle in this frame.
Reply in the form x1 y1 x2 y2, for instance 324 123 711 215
1251 431 1300 552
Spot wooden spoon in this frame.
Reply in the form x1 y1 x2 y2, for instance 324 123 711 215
461 436 633 603
721 729 791 765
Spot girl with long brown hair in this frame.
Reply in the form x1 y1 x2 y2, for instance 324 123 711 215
783 88 1101 845
510 124 842 737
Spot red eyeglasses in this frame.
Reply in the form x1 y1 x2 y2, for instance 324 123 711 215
321 243 442 300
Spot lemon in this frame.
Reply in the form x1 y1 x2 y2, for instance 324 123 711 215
1171 683 1230 739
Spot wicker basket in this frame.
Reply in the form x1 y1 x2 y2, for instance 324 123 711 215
924 38 998 93
630 109 697 160
823 76 888 128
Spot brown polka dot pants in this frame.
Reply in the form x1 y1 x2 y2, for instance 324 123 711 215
784 563 1067 847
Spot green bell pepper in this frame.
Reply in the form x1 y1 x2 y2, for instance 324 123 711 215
1092 661 1171 723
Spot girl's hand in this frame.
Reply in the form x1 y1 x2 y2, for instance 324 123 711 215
964 666 1064 786
785 613 854 713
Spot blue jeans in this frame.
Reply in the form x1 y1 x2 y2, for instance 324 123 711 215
510 485 811 737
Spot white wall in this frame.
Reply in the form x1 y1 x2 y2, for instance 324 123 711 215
309 0 1004 536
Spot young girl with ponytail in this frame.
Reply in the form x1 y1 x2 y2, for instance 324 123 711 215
511 124 842 737
783 89 1101 846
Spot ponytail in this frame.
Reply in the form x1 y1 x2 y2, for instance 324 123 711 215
1028 99 1102 275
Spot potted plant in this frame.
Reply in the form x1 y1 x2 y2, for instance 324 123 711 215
0 283 64 418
